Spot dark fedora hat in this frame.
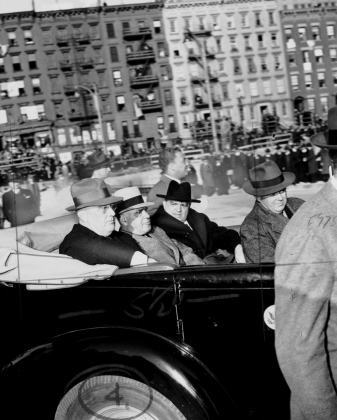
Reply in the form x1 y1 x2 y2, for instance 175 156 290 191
242 160 295 196
311 106 337 150
66 178 123 212
157 180 201 203
88 151 111 170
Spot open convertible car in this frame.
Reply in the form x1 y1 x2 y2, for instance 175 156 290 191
0 215 288 420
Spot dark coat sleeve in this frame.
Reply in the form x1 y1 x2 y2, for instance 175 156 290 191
60 227 138 268
204 215 241 254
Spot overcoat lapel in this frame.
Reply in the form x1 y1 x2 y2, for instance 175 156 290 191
188 211 208 249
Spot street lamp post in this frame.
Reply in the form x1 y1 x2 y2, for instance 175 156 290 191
75 84 108 155
184 30 219 154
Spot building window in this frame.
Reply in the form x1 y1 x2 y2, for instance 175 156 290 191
312 26 320 41
330 48 337 62
0 82 8 98
110 46 119 62
315 48 324 63
269 11 275 26
250 106 255 120
50 77 60 94
183 18 190 30
107 23 115 38
333 70 337 86
90 24 100 39
285 28 293 42
37 104 45 118
113 70 122 86
222 83 229 99
233 58 241 74
169 20 176 33
302 50 310 63
0 58 5 74
94 48 103 64
153 20 161 34
291 75 299 89
288 52 296 66
321 97 328 113
219 60 225 73
235 83 244 97
12 55 21 71
318 72 325 88
282 103 287 116
182 114 189 129
271 33 278 47
23 29 33 45
276 78 285 93
161 65 172 81
250 82 258 97
0 109 8 124
230 36 238 52
307 98 315 111
298 27 306 41
260 56 268 71
274 55 281 70
46 52 56 70
327 25 335 39
227 15 235 29
28 53 37 70
173 48 180 57
244 35 251 51
257 34 264 49
305 74 312 88
241 13 249 28
32 77 41 94
212 15 220 30
133 120 141 137
116 95 126 111
122 22 130 32
42 28 52 45
7 31 17 46
164 89 172 106
263 80 271 95
158 42 167 57
255 12 262 27
122 121 129 138
248 57 256 73
179 89 187 105
169 115 176 133
216 38 222 52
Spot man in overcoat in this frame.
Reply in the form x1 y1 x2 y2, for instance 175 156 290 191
151 181 245 263
147 147 188 216
114 186 204 266
240 160 304 263
60 178 153 268
275 106 337 419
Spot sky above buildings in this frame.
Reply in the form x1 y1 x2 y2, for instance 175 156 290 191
2 0 155 13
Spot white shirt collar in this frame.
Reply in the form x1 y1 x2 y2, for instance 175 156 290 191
184 220 193 230
165 175 181 184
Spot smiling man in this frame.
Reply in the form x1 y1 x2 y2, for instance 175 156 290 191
114 186 204 266
240 160 304 263
59 179 152 268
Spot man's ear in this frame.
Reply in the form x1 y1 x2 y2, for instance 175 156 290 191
119 214 128 227
162 200 167 211
77 209 88 223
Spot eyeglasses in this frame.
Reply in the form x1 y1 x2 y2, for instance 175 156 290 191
262 189 287 199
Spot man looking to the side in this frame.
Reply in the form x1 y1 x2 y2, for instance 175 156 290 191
152 181 246 263
147 147 189 216
114 186 204 266
59 178 154 267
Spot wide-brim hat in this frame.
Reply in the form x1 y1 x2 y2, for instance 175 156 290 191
66 178 123 212
243 160 295 196
157 180 201 203
311 106 337 149
88 150 111 170
114 186 154 215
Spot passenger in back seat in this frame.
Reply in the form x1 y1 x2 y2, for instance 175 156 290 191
59 178 155 268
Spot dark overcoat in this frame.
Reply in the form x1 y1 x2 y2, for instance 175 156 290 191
240 197 304 263
275 181 337 420
59 223 140 268
152 206 241 259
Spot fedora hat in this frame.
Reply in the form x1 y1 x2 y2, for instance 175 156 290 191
66 178 122 212
157 181 201 203
88 150 111 170
114 186 154 215
311 106 337 150
8 169 23 183
242 160 295 196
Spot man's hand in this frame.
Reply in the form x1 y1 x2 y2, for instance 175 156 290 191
234 245 246 263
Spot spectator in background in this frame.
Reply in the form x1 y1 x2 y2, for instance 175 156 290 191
200 155 215 196
2 170 40 227
147 147 189 216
